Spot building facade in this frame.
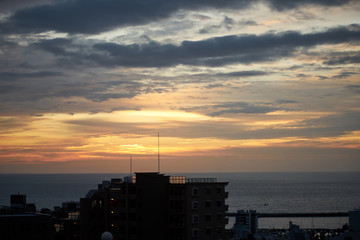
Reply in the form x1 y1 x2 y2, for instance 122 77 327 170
233 210 258 240
80 172 228 240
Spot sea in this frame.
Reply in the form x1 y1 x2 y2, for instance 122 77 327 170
1 172 359 229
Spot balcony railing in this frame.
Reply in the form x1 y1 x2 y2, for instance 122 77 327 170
171 176 217 184
186 178 217 183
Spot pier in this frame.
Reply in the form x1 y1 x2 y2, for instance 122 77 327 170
226 212 349 218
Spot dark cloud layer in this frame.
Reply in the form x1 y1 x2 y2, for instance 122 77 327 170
1 0 253 34
324 52 360 65
0 0 53 12
216 71 268 77
182 101 282 117
0 71 62 80
0 0 351 35
266 0 350 11
36 25 360 68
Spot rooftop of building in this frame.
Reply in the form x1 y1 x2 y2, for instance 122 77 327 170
123 172 227 184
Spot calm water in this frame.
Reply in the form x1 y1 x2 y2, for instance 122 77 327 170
1 172 359 229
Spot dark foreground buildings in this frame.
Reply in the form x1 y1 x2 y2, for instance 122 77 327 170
0 193 55 240
80 172 229 240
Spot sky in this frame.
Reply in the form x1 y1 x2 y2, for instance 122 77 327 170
0 0 359 173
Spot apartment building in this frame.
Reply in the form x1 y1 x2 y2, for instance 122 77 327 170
80 172 228 240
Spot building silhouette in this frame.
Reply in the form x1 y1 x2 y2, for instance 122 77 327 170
233 210 257 240
0 194 54 240
80 172 229 240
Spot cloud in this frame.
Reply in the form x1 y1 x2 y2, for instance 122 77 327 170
302 111 360 137
33 38 74 55
159 111 360 141
0 0 53 12
208 102 280 116
199 16 235 34
204 84 224 89
238 19 258 26
265 0 351 11
324 52 360 65
88 25 360 67
1 0 253 35
0 0 352 35
346 85 360 94
0 71 62 81
333 71 357 79
276 100 298 104
216 71 268 77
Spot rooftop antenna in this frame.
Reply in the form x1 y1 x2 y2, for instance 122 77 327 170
158 131 160 173
130 155 132 178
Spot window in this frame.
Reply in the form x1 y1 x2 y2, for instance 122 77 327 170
192 215 199 224
216 200 222 207
217 214 222 220
205 187 211 194
192 201 199 210
192 188 199 196
192 229 199 237
205 200 211 208
206 214 212 221
206 228 212 235
217 187 222 194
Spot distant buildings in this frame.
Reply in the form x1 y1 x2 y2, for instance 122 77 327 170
287 221 306 240
53 201 81 240
341 209 360 240
233 210 258 240
349 209 360 232
80 172 229 240
9 193 36 212
0 193 54 240
0 193 81 240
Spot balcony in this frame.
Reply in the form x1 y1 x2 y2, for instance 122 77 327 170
186 178 217 183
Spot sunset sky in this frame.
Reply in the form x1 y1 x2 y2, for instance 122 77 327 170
0 0 359 173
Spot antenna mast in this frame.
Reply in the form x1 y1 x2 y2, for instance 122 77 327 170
130 155 132 178
158 131 160 173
